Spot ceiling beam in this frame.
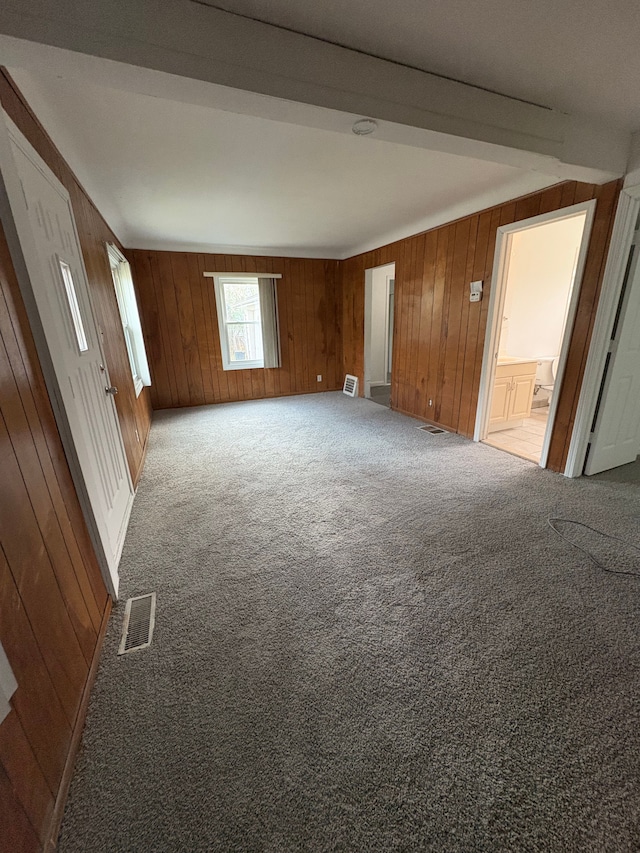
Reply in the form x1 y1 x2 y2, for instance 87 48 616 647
0 0 630 182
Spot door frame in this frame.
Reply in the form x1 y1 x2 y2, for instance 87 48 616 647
473 200 596 469
364 262 395 398
564 183 640 476
0 109 131 598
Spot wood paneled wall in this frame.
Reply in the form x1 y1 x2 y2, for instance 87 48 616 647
342 180 621 472
128 251 342 409
0 70 139 851
0 71 152 486
0 222 110 852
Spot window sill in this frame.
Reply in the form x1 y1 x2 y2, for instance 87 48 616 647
223 361 265 371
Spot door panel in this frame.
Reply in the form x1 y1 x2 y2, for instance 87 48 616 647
7 119 132 595
585 240 640 474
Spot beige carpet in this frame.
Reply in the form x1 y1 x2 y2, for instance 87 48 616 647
59 392 640 852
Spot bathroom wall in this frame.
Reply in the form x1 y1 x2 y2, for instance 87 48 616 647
499 214 587 360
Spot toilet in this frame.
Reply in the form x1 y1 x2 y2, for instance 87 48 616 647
535 356 560 405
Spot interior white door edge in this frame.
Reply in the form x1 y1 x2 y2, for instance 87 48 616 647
473 224 511 442
584 217 640 474
538 201 596 468
565 186 640 477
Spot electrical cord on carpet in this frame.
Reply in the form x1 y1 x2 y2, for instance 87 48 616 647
548 518 640 578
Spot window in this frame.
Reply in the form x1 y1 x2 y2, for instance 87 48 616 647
107 244 151 396
58 258 89 353
212 275 281 371
215 277 264 369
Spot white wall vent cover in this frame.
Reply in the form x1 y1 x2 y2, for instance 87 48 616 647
118 592 156 655
343 374 358 397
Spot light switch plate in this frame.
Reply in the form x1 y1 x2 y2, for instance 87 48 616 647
470 280 483 302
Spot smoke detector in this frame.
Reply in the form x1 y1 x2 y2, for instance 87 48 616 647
352 119 378 136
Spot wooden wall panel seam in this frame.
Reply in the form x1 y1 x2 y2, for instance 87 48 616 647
0 543 72 795
45 597 112 853
0 710 54 843
0 279 102 630
0 761 41 853
0 351 97 666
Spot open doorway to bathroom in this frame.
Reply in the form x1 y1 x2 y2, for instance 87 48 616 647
364 262 395 407
475 202 595 466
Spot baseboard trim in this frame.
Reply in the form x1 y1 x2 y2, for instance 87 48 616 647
150 386 343 412
133 430 150 490
45 598 112 852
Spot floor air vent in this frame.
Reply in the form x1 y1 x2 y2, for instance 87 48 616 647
418 424 446 435
118 593 156 655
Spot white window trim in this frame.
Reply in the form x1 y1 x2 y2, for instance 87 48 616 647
106 244 151 396
213 275 265 370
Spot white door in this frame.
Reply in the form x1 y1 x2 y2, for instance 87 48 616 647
387 279 395 379
585 233 640 474
6 118 132 595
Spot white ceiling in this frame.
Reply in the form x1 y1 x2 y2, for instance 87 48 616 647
8 67 558 259
209 0 640 130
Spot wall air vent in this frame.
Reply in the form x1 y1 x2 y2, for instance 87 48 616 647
343 374 358 397
118 593 156 655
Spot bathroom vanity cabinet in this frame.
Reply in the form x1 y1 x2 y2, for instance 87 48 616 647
488 359 538 432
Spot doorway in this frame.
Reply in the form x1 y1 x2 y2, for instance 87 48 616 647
475 202 595 467
1 113 133 597
364 262 395 407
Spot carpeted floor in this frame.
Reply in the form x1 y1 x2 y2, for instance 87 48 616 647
592 457 640 484
58 392 640 852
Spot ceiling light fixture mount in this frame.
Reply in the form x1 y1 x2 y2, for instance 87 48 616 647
352 119 378 136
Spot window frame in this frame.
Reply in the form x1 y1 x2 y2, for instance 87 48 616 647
106 244 149 396
213 275 265 371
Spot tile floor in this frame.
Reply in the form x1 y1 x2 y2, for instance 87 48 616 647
483 407 549 463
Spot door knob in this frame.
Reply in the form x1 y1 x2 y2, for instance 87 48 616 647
105 386 118 395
